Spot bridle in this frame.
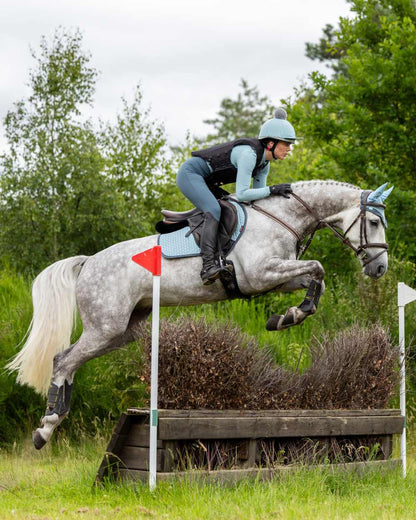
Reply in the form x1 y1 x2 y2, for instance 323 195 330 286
247 190 389 266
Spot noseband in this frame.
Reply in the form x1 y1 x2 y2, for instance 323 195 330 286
247 190 389 266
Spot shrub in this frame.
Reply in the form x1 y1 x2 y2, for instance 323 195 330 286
140 318 399 410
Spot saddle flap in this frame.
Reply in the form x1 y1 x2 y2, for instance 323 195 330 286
218 199 238 241
157 199 247 260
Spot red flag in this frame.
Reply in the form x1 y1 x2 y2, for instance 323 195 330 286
132 246 162 276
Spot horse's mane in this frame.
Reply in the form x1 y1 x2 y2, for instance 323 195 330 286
292 180 361 191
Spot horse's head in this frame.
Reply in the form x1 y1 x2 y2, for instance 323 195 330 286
336 183 393 279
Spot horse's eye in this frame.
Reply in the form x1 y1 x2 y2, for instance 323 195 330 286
369 219 379 227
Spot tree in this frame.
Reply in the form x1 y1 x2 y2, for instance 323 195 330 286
203 79 275 144
290 0 416 258
293 0 416 189
305 23 348 76
0 29 172 272
100 86 175 237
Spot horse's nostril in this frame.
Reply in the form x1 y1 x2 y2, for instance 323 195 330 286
377 264 386 276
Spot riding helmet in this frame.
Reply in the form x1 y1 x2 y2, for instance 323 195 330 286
259 108 299 144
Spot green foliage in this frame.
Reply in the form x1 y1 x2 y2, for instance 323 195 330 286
0 29 172 273
305 23 348 76
99 86 175 237
203 78 275 144
289 0 416 260
299 0 416 180
0 267 44 443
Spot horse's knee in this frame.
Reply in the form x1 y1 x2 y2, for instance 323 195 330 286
309 260 325 280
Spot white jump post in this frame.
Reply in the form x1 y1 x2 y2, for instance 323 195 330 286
397 282 416 478
132 245 162 491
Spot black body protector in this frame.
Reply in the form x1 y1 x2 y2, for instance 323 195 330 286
192 138 269 191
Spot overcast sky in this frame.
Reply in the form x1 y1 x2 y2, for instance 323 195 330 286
1 0 352 148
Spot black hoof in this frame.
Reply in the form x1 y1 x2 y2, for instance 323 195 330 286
266 309 298 331
33 430 47 450
266 314 281 331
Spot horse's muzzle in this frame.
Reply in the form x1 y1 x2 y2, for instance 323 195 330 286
363 251 388 279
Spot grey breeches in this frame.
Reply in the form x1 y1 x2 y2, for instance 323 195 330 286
176 157 221 221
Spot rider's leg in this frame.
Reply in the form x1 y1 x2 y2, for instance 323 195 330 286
176 158 224 284
199 211 222 284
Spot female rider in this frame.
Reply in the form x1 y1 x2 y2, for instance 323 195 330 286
176 108 299 285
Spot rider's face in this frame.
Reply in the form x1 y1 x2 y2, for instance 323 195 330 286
273 141 292 160
266 141 292 161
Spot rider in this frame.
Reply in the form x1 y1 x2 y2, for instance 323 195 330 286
176 107 299 285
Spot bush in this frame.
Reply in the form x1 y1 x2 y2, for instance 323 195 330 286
139 317 400 410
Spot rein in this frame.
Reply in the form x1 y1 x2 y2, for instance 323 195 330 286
247 191 389 266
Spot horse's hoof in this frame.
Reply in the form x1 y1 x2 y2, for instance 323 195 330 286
266 314 281 331
32 429 47 450
266 309 298 331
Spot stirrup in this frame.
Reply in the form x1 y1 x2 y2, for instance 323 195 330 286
201 264 222 285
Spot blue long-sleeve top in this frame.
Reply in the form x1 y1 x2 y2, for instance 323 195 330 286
230 145 271 201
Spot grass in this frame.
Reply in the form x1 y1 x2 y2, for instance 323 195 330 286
1 436 416 519
2 261 416 518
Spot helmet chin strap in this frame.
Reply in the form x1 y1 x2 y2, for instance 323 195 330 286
268 140 279 160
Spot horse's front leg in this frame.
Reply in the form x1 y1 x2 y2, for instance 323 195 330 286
266 278 324 331
246 258 325 331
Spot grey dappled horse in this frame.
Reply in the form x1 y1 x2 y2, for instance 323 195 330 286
7 180 392 449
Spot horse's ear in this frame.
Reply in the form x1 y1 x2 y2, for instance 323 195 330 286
380 186 394 202
368 182 393 203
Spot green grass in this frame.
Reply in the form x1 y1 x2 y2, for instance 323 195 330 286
1 437 416 519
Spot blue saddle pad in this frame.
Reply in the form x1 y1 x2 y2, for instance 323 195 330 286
158 200 246 259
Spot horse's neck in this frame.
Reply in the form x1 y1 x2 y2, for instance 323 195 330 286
258 181 361 234
293 181 361 219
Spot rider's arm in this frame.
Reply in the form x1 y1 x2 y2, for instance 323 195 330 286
232 146 271 201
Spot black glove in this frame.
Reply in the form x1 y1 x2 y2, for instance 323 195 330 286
269 183 293 198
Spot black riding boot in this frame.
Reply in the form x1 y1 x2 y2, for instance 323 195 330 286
200 212 222 285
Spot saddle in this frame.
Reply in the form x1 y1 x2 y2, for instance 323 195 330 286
156 199 240 257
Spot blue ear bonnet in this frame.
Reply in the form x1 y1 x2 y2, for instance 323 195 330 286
361 183 394 228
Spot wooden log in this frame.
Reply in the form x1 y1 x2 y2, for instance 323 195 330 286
96 409 404 484
158 414 404 440
127 408 402 417
124 422 163 449
117 459 402 484
117 445 164 472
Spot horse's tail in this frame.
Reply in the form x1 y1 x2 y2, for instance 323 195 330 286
6 255 89 396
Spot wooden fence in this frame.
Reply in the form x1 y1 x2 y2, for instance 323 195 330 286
96 408 404 483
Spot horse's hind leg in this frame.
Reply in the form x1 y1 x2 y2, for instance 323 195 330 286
33 309 149 449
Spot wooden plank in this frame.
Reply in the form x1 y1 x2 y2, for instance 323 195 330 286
245 439 258 468
127 408 402 418
96 413 133 481
118 445 164 472
158 415 404 440
124 423 163 448
380 434 393 459
117 459 402 484
163 441 177 472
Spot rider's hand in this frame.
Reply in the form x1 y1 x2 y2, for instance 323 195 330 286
269 184 293 199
